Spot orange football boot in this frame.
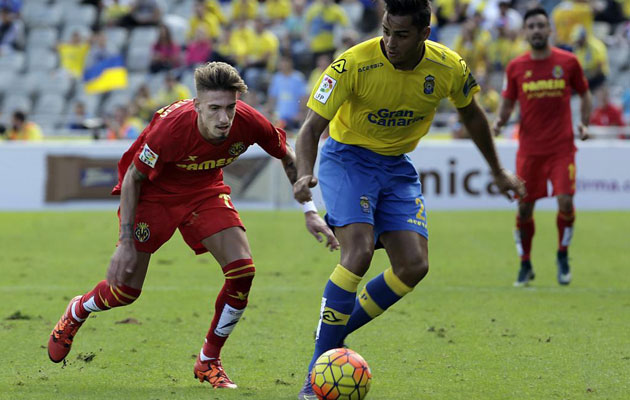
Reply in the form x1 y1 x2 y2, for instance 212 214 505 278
48 295 84 363
193 356 237 388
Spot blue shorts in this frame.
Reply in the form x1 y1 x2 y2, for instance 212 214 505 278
318 138 428 245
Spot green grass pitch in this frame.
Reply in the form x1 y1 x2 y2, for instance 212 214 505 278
0 210 629 400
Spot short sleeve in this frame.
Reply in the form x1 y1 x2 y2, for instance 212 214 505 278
255 119 288 160
502 62 518 101
449 57 480 108
132 113 182 181
306 53 355 120
569 56 589 95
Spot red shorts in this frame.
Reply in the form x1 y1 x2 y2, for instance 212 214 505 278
119 192 244 254
516 152 576 202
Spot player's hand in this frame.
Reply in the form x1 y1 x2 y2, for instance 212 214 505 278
293 175 318 203
107 240 137 286
491 119 503 137
578 123 589 141
305 211 340 251
492 168 526 201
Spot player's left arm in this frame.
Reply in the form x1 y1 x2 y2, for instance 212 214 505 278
577 90 592 141
457 98 526 200
280 142 298 184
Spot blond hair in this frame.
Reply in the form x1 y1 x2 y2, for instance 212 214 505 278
194 62 248 94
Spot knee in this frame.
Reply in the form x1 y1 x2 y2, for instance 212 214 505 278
340 243 374 273
558 197 574 214
518 203 534 219
395 255 429 287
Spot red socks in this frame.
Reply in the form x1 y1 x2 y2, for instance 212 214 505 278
516 216 535 261
202 259 255 359
74 280 141 320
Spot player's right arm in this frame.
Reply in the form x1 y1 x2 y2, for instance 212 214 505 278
107 163 146 286
493 97 516 136
293 109 330 204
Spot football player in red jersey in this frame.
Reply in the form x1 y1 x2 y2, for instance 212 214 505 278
493 8 592 287
47 62 339 388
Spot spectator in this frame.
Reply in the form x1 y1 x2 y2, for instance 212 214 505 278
307 53 331 92
231 0 258 21
150 23 182 73
434 0 470 26
57 30 90 79
131 83 158 123
356 0 383 34
102 0 132 26
571 25 609 91
551 0 594 49
283 0 310 71
105 105 143 140
118 0 165 28
228 17 255 68
86 30 116 67
204 0 227 25
7 111 43 141
0 0 21 14
187 0 221 41
305 0 349 60
453 13 491 76
590 86 626 138
487 18 526 72
0 5 23 55
265 0 291 21
155 72 191 107
242 17 280 93
334 28 358 59
67 101 92 130
267 55 307 131
185 27 213 69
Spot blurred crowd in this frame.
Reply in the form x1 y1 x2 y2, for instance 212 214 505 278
0 0 629 141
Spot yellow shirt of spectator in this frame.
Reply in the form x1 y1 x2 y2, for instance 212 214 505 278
231 0 258 21
187 12 221 40
8 122 44 141
58 42 90 78
205 0 227 25
229 25 256 65
552 1 593 45
307 38 480 156
453 29 491 75
248 30 280 71
433 0 470 19
157 84 192 108
305 2 348 53
574 35 609 78
265 0 291 20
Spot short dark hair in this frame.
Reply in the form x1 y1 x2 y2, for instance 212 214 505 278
383 0 432 29
194 62 248 94
13 110 25 122
523 7 548 24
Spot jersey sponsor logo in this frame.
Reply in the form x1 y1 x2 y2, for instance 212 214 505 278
522 79 566 93
366 108 425 127
553 65 564 79
424 75 435 95
185 155 198 161
314 74 337 104
139 144 158 168
134 222 150 243
360 195 370 214
176 156 239 171
462 72 478 97
228 141 245 156
331 59 347 73
357 62 384 72
458 58 468 76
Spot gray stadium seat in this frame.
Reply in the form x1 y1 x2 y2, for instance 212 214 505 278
34 69 74 96
104 27 129 53
26 49 57 72
69 94 102 117
438 25 462 49
1 94 32 116
127 72 148 95
128 27 160 49
171 0 195 20
6 71 38 96
101 91 133 115
126 46 153 72
22 3 62 28
62 4 97 26
26 28 59 50
60 24 92 42
0 70 15 92
163 14 188 45
0 52 25 72
29 114 62 133
34 93 66 116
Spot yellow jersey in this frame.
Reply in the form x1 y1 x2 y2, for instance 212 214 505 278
307 38 479 156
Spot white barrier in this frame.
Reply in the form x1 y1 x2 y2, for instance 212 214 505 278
0 140 628 210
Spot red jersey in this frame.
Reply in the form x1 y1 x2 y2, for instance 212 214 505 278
112 99 287 199
590 104 624 127
503 47 588 156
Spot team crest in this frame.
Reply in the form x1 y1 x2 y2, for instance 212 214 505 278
423 75 435 95
524 70 532 79
229 142 245 156
134 222 150 243
552 65 563 78
359 195 370 214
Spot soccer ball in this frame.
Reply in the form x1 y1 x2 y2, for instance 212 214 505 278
311 348 372 400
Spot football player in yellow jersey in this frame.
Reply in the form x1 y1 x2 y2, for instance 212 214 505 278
293 1 524 398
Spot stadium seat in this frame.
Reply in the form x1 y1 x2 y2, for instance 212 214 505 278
7 71 38 96
181 70 195 93
26 49 57 72
30 113 62 133
60 24 93 43
69 94 102 117
164 14 188 45
127 72 148 95
62 4 97 27
1 94 32 116
34 69 74 97
22 3 62 28
33 93 67 116
171 0 195 19
101 91 133 115
104 27 129 53
128 27 160 49
126 46 153 72
0 52 25 72
438 24 462 48
26 28 59 50
0 70 15 92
